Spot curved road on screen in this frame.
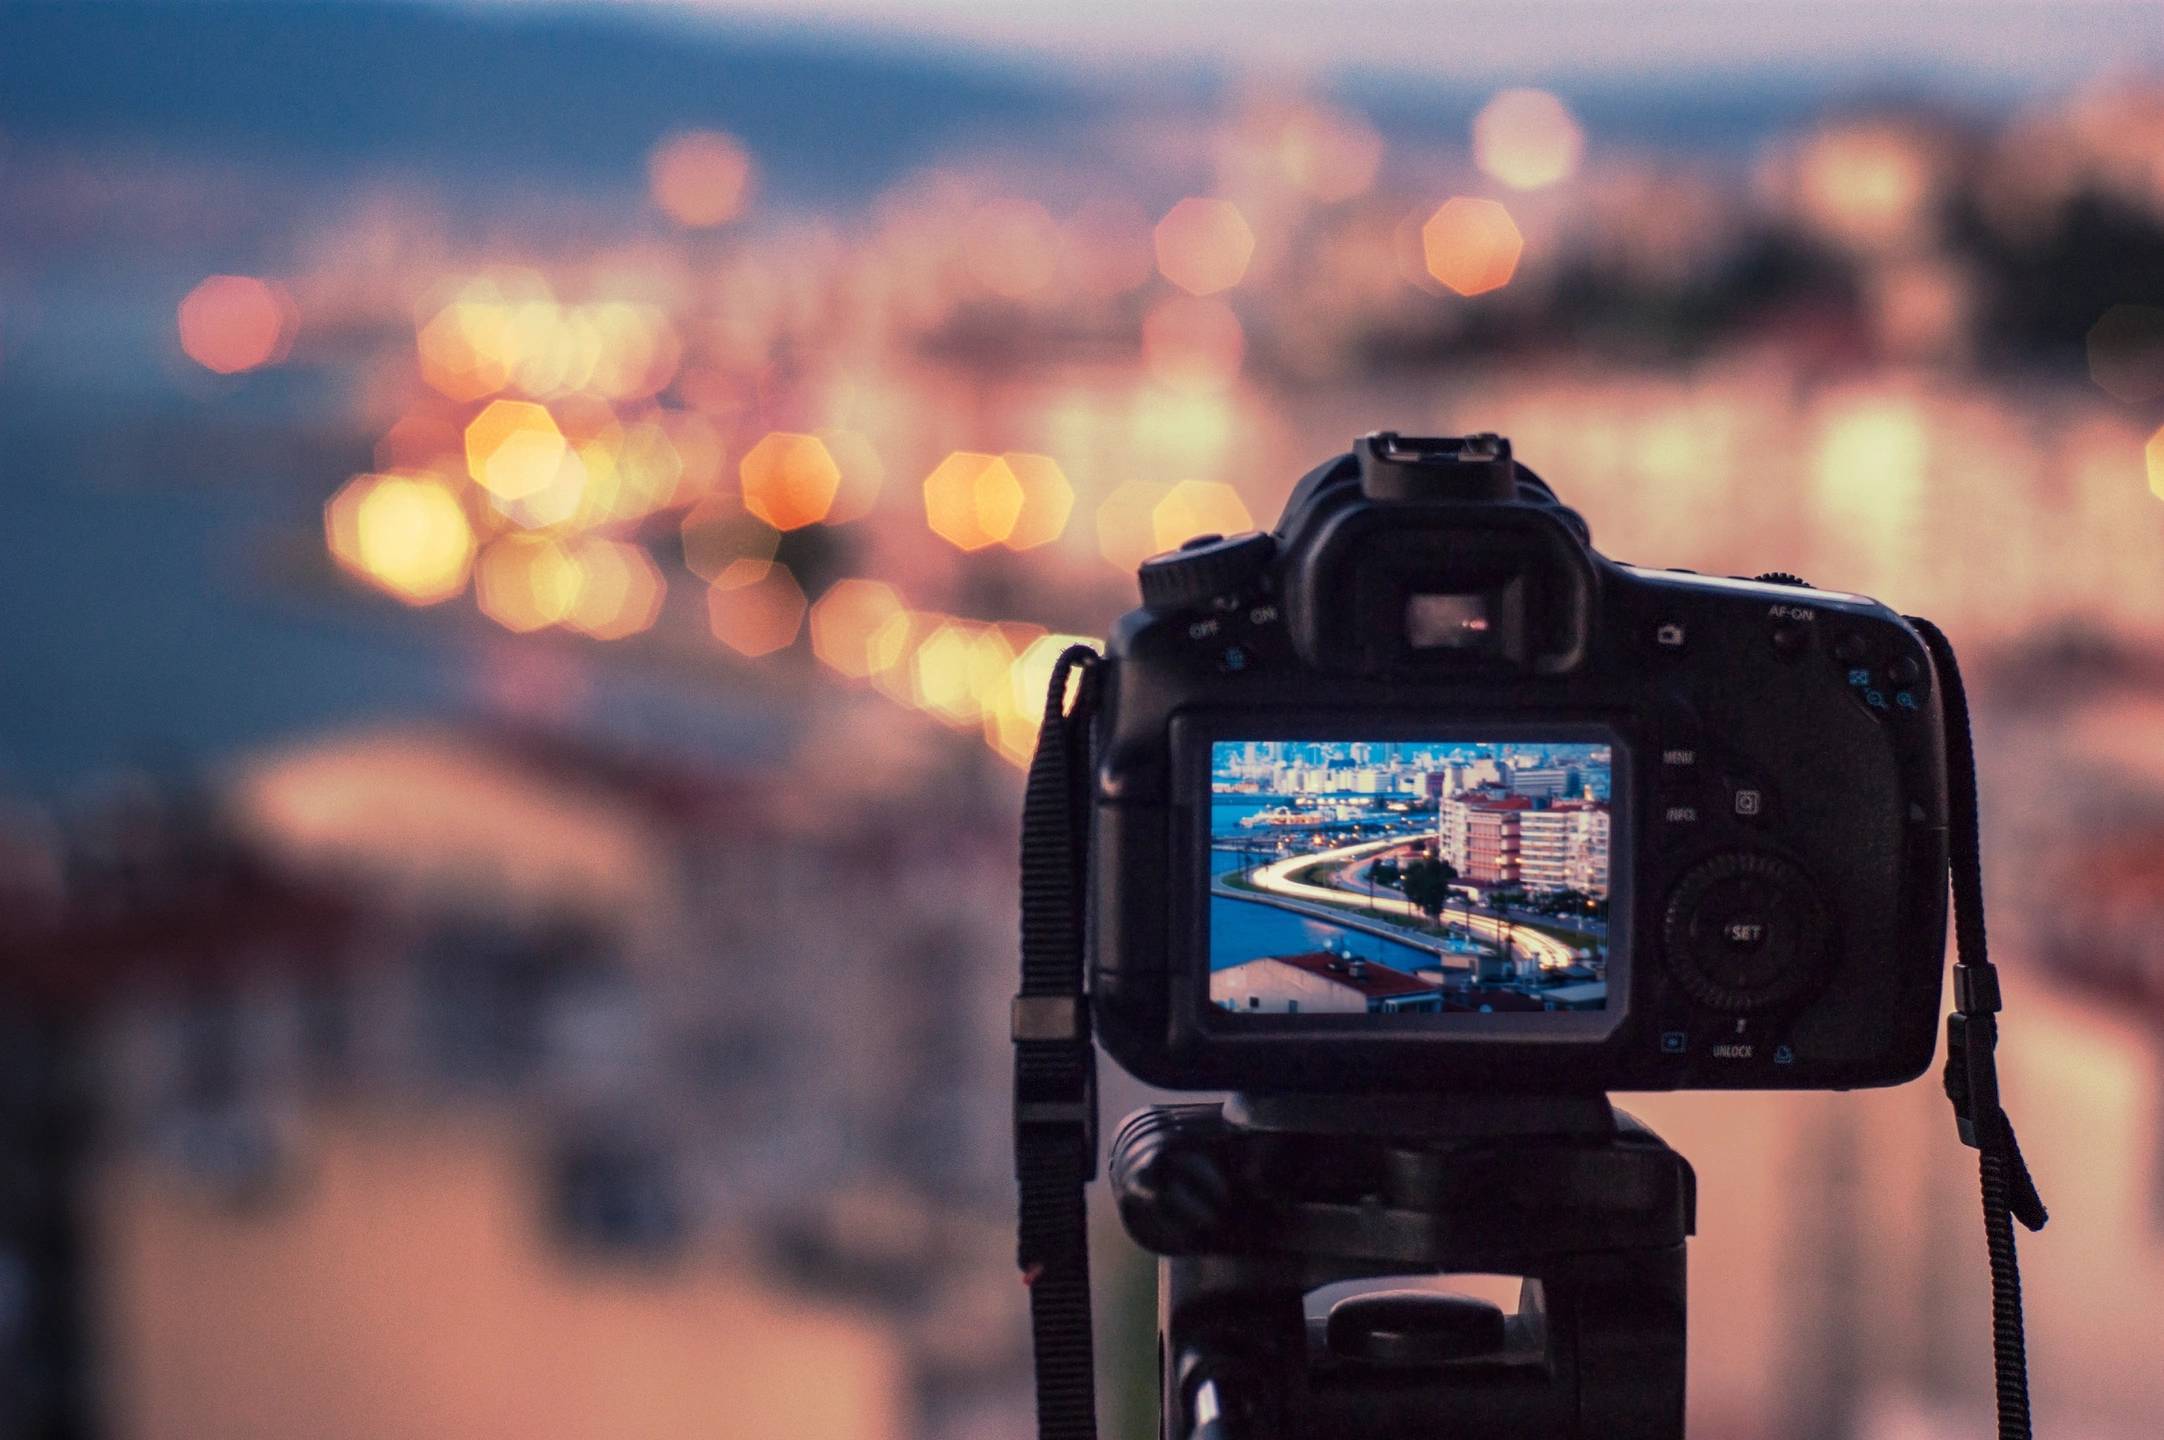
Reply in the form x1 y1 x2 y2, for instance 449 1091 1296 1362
1223 837 1587 970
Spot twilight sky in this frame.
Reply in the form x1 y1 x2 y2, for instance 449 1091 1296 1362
601 0 2164 88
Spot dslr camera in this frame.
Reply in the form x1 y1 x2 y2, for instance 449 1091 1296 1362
1088 432 1951 1095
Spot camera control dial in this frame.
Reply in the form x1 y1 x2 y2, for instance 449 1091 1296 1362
1660 852 1831 1014
1137 531 1276 612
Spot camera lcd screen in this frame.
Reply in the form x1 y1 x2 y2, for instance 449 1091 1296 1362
1209 739 1614 1017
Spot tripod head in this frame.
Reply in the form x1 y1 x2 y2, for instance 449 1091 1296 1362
1109 1095 1693 1440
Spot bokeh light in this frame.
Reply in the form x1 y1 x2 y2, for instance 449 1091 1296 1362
465 400 571 503
416 292 514 402
963 198 1063 299
997 452 1073 551
373 414 464 473
1275 104 1384 203
1002 632 1104 762
177 275 296 374
564 538 666 640
324 472 477 606
1153 198 1256 297
1142 295 1245 394
595 419 688 523
475 536 583 633
810 579 910 679
2146 425 2164 502
648 130 755 228
868 609 937 706
975 621 1048 763
740 432 842 531
1795 122 1934 252
1472 90 1586 191
1095 479 1173 571
819 429 887 524
2087 305 2164 404
1061 198 1155 296
415 285 678 403
1150 480 1253 552
909 622 993 726
680 491 782 584
904 622 1028 733
1421 198 1524 297
923 451 1015 552
706 563 807 656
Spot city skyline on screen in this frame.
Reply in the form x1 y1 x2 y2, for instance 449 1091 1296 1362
1208 739 1613 1017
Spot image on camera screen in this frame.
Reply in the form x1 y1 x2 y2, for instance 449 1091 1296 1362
1210 740 1613 1017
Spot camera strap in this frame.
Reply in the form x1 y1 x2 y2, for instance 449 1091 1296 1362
1912 617 2049 1440
1013 644 1104 1440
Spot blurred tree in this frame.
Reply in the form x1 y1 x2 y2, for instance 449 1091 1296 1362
1955 188 2164 373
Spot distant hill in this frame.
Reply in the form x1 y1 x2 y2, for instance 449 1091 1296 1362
0 0 1100 200
0 0 1942 201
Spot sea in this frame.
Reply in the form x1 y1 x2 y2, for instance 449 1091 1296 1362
1209 794 1447 975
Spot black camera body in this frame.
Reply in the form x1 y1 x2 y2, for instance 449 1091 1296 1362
1089 433 1951 1095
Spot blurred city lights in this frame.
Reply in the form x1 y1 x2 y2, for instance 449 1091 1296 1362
1472 90 1586 191
1870 258 1967 359
176 275 296 374
963 198 1063 299
658 410 727 496
1814 395 1929 577
810 579 910 679
475 536 583 633
923 451 1016 552
1142 295 1245 394
868 609 936 705
1274 104 1384 203
324 472 477 606
706 563 807 656
598 420 689 522
680 491 781 584
2087 305 2164 403
1794 122 1934 251
996 452 1074 551
1095 479 1173 571
465 400 571 502
648 130 755 228
1010 633 1103 726
1153 198 1256 296
1151 479 1253 552
1421 198 1524 297
974 620 1048 756
373 414 464 473
818 429 887 524
416 294 515 402
1060 197 1155 296
910 623 994 726
2147 426 2164 501
564 538 666 640
416 287 679 403
739 432 842 531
